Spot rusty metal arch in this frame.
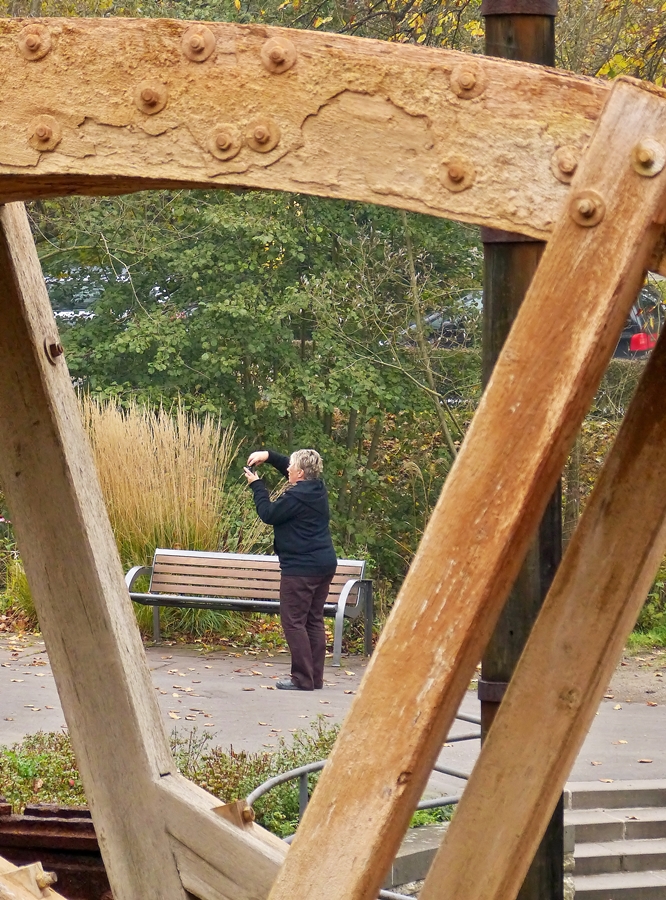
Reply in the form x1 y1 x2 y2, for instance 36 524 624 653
1 16 666 900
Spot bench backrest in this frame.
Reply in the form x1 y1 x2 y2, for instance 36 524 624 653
150 549 366 606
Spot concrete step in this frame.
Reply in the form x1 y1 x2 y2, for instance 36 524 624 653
567 782 666 811
575 837 666 877
575 870 666 900
566 807 666 843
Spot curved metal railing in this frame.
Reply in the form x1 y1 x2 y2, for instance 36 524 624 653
245 713 480 900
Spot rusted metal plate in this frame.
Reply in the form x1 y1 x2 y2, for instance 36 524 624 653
0 801 110 900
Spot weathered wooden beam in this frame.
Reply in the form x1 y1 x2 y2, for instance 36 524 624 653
0 201 281 900
0 16 607 240
158 775 286 900
419 294 666 900
0 853 67 899
266 76 666 900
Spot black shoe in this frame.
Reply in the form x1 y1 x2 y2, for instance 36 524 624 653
276 678 305 691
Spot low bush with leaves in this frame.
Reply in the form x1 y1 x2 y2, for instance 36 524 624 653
0 720 452 835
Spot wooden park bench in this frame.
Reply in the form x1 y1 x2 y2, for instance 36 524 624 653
125 549 373 666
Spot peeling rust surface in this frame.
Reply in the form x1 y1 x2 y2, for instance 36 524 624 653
0 802 110 900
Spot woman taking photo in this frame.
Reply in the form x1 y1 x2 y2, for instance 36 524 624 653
244 448 337 691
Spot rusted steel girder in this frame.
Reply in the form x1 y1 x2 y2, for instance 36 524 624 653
0 802 110 900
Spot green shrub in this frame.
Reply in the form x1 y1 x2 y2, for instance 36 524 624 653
0 721 452 835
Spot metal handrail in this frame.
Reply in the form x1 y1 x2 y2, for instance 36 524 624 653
244 713 479 899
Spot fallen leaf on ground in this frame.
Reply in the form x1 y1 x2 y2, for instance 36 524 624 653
639 759 653 763
319 700 330 705
344 690 356 695
599 779 614 783
168 712 180 720
344 671 355 676
299 714 308 718
614 704 622 710
45 706 53 709
242 687 255 691
591 761 602 766
258 722 268 726
647 701 659 707
161 656 172 660
10 679 23 683
204 665 212 669
604 693 614 699
265 663 274 667
3 718 13 722
612 740 628 745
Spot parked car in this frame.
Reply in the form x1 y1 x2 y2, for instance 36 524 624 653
401 291 482 349
614 285 665 358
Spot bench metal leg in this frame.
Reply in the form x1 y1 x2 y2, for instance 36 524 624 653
363 583 374 658
153 605 161 644
332 605 344 667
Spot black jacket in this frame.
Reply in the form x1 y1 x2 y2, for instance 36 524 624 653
249 450 337 576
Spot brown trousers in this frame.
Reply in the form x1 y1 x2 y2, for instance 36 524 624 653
279 573 335 690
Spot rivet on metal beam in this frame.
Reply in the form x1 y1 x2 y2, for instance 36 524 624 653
261 37 296 74
135 82 168 116
29 115 62 152
450 63 486 99
439 157 475 193
246 118 281 153
17 23 52 61
44 338 64 365
207 124 242 161
551 146 579 184
182 25 216 62
631 139 666 178
569 189 605 227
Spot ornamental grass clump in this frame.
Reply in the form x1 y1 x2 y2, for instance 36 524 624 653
80 396 272 637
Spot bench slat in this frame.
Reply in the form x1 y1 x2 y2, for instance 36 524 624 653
151 571 360 594
151 564 359 588
153 552 364 577
150 578 361 604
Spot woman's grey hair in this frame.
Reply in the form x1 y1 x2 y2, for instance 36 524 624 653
290 449 324 480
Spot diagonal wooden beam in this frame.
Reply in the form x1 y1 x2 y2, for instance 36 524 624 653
418 294 666 900
0 201 282 900
267 77 666 900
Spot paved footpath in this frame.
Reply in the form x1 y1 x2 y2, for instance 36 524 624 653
0 635 664 792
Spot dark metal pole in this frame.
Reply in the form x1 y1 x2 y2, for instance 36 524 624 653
480 3 564 898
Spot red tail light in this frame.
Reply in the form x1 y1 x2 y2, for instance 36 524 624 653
629 332 657 352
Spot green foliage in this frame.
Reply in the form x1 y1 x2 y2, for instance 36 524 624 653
0 721 453 835
32 190 482 585
0 732 85 811
1 558 38 629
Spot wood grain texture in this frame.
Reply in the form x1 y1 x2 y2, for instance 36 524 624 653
0 201 188 900
159 775 287 900
420 306 666 900
0 15 606 242
266 77 666 900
